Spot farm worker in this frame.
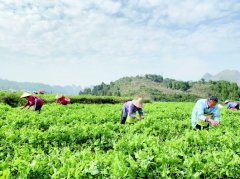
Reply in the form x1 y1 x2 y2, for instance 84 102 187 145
191 96 220 130
55 95 70 105
224 100 239 110
20 92 44 113
120 98 144 124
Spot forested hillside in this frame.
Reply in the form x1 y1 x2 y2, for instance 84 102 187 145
80 74 240 102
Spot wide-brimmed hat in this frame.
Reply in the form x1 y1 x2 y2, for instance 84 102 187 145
55 94 63 99
224 100 229 104
132 98 144 108
20 92 31 98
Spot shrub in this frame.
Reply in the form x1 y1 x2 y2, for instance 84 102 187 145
2 94 20 107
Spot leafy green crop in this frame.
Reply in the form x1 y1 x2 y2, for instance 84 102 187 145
0 102 239 178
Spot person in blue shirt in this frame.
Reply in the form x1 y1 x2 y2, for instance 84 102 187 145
191 96 220 130
224 100 239 110
120 98 144 124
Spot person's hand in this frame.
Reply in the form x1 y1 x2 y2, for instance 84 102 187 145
210 120 219 126
138 116 144 120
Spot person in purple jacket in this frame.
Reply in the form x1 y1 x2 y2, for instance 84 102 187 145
120 98 144 124
224 100 239 110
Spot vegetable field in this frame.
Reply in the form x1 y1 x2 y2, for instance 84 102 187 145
0 102 240 178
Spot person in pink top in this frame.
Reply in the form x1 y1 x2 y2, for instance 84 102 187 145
20 92 44 113
55 95 70 105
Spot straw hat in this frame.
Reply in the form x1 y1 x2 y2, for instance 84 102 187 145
55 94 63 99
20 92 31 98
224 100 229 104
132 98 144 108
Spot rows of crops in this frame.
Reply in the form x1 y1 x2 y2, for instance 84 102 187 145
0 91 133 107
0 102 240 178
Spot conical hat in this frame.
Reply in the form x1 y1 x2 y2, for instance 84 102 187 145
20 92 31 98
55 94 63 99
224 100 229 104
132 98 144 108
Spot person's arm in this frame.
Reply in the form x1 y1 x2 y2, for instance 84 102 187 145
227 103 231 109
20 102 28 110
206 118 219 125
138 108 144 120
204 107 220 125
20 100 30 110
24 96 35 109
210 108 220 126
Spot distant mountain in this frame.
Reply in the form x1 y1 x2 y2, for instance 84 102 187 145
202 70 240 86
0 79 82 94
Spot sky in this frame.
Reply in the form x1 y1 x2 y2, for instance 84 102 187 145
0 0 239 87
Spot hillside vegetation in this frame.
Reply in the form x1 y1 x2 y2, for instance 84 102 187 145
80 74 240 102
1 74 240 105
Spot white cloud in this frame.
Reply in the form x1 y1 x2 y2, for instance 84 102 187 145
0 0 239 86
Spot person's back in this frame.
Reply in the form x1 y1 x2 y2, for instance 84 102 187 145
61 96 70 105
225 100 239 110
34 96 44 106
56 95 70 105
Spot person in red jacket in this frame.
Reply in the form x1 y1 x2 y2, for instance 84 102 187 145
55 95 70 105
20 92 44 113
